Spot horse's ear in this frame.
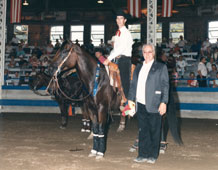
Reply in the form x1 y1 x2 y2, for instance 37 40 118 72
73 44 82 54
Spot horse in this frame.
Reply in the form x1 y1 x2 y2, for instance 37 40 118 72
29 69 91 132
48 40 121 159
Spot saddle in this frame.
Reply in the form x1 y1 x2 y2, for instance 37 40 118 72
108 62 127 105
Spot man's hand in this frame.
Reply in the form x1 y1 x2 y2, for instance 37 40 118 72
128 100 135 109
158 103 167 115
103 59 110 66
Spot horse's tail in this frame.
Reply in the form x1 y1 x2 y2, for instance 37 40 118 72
166 89 183 145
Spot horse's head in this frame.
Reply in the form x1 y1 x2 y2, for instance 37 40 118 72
48 40 80 76
29 71 51 91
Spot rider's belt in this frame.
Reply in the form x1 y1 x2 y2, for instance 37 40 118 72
116 55 131 59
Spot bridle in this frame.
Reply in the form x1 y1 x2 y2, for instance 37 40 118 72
45 45 93 101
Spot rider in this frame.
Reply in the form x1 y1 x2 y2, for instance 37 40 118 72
103 9 133 96
103 9 133 131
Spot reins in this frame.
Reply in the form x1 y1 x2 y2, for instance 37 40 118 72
45 45 93 101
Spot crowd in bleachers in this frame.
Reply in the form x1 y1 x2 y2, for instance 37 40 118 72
4 35 218 87
156 36 218 87
4 36 60 86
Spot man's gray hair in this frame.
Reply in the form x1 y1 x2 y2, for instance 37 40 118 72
142 44 156 54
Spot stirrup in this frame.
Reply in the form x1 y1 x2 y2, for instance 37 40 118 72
117 122 125 132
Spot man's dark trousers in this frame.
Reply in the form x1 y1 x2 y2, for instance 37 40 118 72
117 56 131 97
137 102 162 159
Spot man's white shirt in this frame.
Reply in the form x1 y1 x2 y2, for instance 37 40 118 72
136 60 154 105
108 26 133 61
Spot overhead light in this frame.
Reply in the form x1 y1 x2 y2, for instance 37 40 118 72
23 0 29 6
97 0 104 4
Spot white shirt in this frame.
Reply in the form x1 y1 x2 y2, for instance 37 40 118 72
206 62 213 72
178 40 187 48
108 26 133 61
177 60 187 70
136 60 154 105
202 41 211 50
198 62 207 76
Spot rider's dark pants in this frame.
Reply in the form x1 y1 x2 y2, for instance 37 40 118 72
117 56 131 97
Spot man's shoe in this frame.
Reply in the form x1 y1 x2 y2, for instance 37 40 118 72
133 157 148 163
147 158 156 164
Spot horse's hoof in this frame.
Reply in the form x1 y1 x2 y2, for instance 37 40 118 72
96 152 104 160
85 129 91 133
87 132 93 140
88 150 97 157
129 147 137 152
59 125 66 130
81 128 86 132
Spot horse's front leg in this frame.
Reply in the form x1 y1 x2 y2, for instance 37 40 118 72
96 105 108 159
59 100 69 129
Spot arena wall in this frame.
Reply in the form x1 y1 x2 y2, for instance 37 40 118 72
1 86 218 119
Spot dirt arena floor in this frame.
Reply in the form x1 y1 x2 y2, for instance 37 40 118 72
0 113 218 170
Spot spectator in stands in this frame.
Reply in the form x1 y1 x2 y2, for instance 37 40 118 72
5 42 13 54
86 40 94 55
16 45 26 58
22 43 31 54
75 39 80 47
197 57 207 87
46 41 54 54
161 37 168 48
176 55 187 78
18 56 28 68
190 40 200 59
167 38 175 49
173 44 181 55
41 56 49 67
208 64 217 87
99 39 105 48
32 43 43 59
10 34 19 46
177 35 187 48
30 56 41 68
19 72 30 86
4 69 9 85
214 48 218 62
8 56 17 68
30 67 37 76
213 72 218 88
206 58 214 72
187 72 198 87
171 68 179 87
54 39 61 50
201 38 211 56
12 71 20 86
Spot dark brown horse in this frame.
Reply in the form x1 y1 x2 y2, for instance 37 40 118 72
29 69 91 132
48 40 121 159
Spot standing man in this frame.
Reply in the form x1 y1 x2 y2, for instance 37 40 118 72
103 10 133 98
197 57 207 87
128 44 169 164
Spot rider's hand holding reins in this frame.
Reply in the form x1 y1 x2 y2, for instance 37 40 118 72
103 59 110 66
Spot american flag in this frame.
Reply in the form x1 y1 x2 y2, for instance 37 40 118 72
127 0 141 18
162 0 173 17
10 0 22 23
